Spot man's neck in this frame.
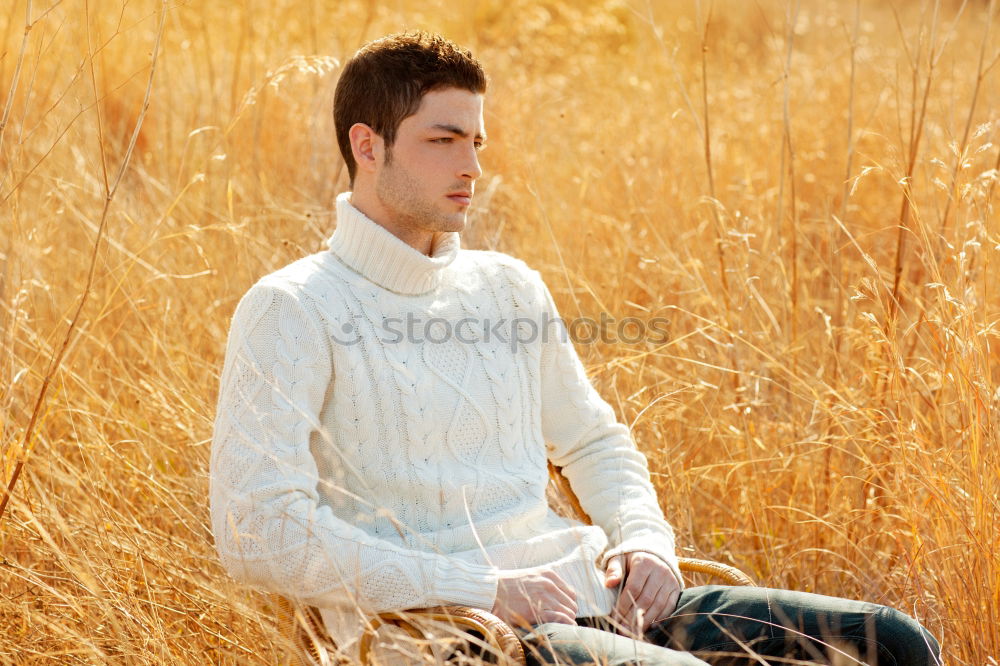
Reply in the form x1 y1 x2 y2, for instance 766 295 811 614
348 189 436 256
325 192 461 296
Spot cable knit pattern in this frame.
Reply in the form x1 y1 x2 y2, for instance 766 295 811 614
209 192 680 661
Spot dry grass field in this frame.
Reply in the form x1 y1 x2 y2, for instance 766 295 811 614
1 0 998 663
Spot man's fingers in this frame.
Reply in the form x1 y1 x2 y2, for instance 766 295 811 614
552 588 577 615
500 601 575 629
641 585 679 633
542 571 578 612
613 559 652 620
606 553 685 634
612 590 632 625
540 609 577 625
493 569 585 630
530 594 576 621
604 554 624 587
611 580 634 620
521 577 577 625
504 609 533 630
647 566 682 629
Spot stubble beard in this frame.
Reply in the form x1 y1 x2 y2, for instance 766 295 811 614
375 155 466 236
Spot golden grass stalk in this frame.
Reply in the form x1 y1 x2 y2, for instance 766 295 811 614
0 1 167 526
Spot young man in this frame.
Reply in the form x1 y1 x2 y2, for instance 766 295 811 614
209 32 941 664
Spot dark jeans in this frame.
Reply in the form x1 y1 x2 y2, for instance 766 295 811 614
510 585 941 665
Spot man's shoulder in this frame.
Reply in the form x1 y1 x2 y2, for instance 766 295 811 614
230 251 345 321
254 250 338 292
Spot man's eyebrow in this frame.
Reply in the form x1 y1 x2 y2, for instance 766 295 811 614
430 123 487 142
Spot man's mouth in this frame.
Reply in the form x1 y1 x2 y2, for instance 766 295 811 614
447 192 472 206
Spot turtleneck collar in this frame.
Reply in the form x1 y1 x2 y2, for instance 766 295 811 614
324 192 461 295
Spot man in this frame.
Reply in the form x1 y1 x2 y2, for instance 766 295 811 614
209 32 941 664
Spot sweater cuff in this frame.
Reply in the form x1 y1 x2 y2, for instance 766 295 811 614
430 557 501 610
599 536 685 592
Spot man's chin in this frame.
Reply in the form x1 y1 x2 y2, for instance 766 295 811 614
439 214 468 233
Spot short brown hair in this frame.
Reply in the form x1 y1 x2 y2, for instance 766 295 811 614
333 32 487 184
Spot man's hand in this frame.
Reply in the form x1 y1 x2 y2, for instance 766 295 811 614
491 568 578 628
604 551 681 637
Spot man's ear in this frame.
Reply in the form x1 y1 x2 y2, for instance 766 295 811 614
349 123 382 176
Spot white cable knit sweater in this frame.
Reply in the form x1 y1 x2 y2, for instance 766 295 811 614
209 192 682 660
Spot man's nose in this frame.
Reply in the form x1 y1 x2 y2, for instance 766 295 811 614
459 145 483 180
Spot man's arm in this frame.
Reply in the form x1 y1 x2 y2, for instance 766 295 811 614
529 269 685 590
209 283 499 612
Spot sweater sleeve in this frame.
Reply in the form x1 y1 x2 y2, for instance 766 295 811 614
531 272 684 589
209 283 500 612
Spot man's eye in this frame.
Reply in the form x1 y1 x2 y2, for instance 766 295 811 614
432 137 452 143
475 142 486 151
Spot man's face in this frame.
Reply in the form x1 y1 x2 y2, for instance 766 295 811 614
374 87 485 238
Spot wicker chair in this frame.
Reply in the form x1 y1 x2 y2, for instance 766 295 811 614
274 462 755 665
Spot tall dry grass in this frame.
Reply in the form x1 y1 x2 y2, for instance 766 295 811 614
1 0 998 663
